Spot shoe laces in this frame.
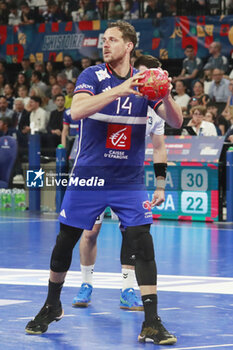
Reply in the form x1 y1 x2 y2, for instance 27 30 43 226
125 289 139 303
79 284 91 296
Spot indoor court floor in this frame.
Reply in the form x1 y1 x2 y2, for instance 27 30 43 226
0 212 233 350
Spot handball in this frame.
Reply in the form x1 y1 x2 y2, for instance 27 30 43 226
138 68 169 100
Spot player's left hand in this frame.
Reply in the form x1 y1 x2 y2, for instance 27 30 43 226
151 189 165 207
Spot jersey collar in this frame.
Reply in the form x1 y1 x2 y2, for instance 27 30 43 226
106 63 133 80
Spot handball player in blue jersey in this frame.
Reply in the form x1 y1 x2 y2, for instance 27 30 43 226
72 55 169 311
25 21 182 345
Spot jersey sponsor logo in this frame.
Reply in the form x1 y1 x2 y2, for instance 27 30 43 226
102 86 111 92
60 209 66 218
106 124 132 150
95 69 111 82
142 200 151 211
74 83 94 93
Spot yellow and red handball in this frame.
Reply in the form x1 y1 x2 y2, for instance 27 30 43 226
138 68 169 100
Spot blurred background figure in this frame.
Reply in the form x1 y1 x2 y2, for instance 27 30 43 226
173 45 203 93
204 41 229 74
208 68 231 115
184 105 217 136
173 80 190 115
62 55 80 84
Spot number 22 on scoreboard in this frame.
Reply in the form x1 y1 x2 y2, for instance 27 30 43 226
181 192 208 214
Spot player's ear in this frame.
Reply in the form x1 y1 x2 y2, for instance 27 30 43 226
126 42 134 55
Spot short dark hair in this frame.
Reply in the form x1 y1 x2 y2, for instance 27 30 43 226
185 45 194 50
30 96 42 105
54 94 65 100
206 101 218 108
64 54 73 61
20 1 29 7
193 80 204 88
134 55 161 69
175 80 186 87
108 20 137 56
32 70 42 80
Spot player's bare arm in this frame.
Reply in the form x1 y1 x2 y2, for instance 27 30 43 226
157 77 183 129
71 72 144 121
150 133 167 207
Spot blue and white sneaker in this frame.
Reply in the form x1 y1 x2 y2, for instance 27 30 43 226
72 283 93 307
120 288 144 311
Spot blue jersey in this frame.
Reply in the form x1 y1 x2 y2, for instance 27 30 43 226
63 108 79 137
71 63 160 187
59 64 158 229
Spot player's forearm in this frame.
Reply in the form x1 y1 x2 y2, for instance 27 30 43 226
162 95 183 128
153 148 167 164
61 130 68 147
71 88 121 120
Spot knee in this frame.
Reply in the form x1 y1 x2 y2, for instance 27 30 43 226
50 223 83 272
83 224 101 244
125 224 155 261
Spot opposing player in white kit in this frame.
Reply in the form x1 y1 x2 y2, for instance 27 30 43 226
25 21 182 345
73 55 168 311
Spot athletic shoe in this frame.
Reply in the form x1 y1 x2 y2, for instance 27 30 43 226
120 288 144 311
72 283 93 307
138 316 177 345
25 302 64 334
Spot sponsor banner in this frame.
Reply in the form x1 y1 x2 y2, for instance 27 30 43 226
145 135 225 163
1 16 233 63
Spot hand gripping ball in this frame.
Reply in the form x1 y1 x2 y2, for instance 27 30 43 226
138 68 169 100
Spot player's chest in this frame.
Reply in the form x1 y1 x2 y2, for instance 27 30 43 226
97 80 148 116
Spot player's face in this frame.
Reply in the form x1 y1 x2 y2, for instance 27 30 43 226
103 27 130 64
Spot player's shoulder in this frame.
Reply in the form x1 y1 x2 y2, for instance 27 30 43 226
147 105 163 122
81 63 109 75
64 108 71 116
79 63 112 82
63 108 71 121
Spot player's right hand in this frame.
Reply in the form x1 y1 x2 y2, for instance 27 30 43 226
115 72 145 97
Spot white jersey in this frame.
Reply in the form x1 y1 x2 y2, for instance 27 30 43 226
146 106 165 136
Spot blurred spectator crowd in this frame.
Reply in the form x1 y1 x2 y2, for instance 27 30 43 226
0 0 232 25
0 40 233 184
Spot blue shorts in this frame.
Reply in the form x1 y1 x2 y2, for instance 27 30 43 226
59 188 153 230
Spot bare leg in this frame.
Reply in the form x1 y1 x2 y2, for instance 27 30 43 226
79 223 102 265
140 285 157 296
73 223 102 307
